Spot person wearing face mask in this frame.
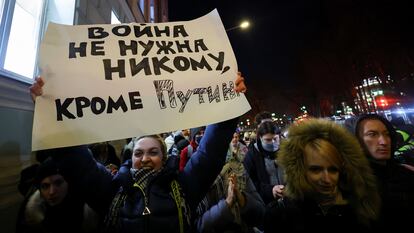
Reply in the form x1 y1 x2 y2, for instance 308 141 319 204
179 127 206 172
244 121 286 205
264 119 380 232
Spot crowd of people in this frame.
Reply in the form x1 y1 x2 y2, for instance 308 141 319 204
16 74 414 233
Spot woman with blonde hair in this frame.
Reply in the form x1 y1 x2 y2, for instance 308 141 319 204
264 118 380 232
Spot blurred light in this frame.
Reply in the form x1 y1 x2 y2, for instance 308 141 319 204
376 97 389 107
240 21 250 29
226 20 251 32
396 109 405 115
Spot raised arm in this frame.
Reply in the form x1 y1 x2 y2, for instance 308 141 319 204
179 72 246 210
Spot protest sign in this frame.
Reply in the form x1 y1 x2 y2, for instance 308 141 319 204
32 9 251 150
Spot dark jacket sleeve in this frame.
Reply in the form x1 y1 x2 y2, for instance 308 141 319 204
240 177 266 227
179 117 238 210
244 148 274 204
264 199 295 232
244 149 265 202
261 183 275 205
196 177 265 233
51 146 118 215
243 149 257 188
196 199 234 233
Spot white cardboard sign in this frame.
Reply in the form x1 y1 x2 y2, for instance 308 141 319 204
32 9 251 150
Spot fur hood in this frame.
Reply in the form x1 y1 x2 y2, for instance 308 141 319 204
278 118 380 225
24 190 98 232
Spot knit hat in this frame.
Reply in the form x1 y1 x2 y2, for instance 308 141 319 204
34 157 64 186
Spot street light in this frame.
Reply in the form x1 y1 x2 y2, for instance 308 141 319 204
226 20 250 32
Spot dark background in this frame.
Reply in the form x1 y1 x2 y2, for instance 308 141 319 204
169 0 414 118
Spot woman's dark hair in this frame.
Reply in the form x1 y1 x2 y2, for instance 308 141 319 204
256 121 280 137
254 111 272 125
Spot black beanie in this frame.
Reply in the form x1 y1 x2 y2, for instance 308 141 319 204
34 157 64 186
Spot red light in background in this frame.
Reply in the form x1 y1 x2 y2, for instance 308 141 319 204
376 97 389 107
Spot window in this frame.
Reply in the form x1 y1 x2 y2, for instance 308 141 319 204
0 0 75 82
138 0 145 15
45 0 75 25
111 11 121 24
149 0 154 23
3 0 45 79
138 0 155 23
0 0 4 24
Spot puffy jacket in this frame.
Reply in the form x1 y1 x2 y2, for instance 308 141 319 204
53 118 238 233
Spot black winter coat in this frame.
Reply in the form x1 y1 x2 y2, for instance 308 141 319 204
56 118 238 233
264 198 370 233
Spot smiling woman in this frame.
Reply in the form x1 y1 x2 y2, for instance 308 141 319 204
0 0 166 233
264 118 381 232
0 1 164 233
303 139 342 203
132 135 167 171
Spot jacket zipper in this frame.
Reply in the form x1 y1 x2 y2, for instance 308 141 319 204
136 185 151 215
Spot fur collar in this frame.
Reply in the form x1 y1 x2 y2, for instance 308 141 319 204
25 190 46 226
24 190 98 232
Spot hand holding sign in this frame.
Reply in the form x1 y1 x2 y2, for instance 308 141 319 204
32 9 251 150
30 76 45 102
30 72 246 100
234 72 246 93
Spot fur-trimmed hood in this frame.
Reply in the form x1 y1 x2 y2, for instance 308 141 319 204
278 118 380 225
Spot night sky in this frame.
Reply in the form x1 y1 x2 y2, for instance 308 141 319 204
168 0 414 117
